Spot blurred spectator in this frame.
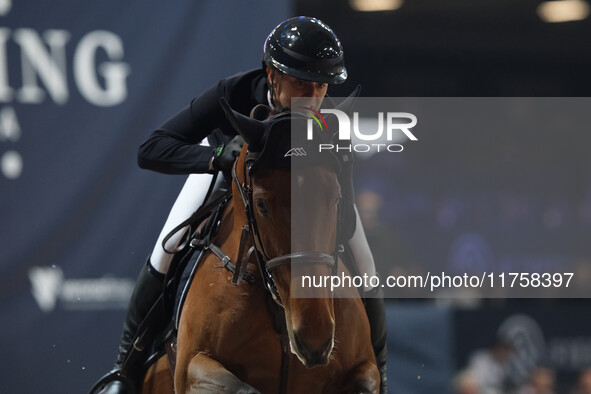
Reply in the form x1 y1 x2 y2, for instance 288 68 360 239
465 339 514 394
453 369 482 394
571 367 591 394
356 189 415 278
517 366 556 394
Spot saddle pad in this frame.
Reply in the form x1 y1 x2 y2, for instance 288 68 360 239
173 247 207 330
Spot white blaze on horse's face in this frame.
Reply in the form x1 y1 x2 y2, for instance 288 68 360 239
253 166 340 368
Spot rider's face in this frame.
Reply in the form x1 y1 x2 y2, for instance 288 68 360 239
267 68 328 112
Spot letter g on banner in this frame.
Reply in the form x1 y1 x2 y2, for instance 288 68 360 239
0 0 10 16
74 30 130 107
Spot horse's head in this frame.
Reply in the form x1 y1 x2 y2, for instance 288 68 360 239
220 96 356 367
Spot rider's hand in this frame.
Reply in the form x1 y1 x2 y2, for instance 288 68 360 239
209 135 245 172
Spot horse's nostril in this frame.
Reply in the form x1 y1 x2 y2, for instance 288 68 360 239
293 332 333 367
293 332 304 352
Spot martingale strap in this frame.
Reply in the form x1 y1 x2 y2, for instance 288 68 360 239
205 242 260 286
232 226 256 285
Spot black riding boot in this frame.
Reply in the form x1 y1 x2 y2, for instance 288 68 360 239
364 286 388 394
97 259 165 394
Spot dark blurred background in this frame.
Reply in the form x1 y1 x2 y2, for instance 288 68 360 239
296 1 591 393
1 0 590 393
298 0 591 97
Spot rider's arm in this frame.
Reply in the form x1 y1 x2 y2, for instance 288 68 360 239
137 81 225 175
138 69 266 175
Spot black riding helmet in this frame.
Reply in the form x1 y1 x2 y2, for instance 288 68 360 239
263 16 347 85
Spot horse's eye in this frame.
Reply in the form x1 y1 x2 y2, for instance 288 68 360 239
256 200 268 216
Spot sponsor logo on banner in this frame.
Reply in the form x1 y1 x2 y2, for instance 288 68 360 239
28 265 134 312
0 0 131 179
498 314 547 386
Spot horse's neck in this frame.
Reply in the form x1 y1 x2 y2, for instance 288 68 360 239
215 201 237 243
214 197 251 255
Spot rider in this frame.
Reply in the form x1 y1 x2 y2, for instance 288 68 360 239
98 16 388 394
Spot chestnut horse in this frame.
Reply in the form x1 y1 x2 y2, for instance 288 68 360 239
142 103 379 394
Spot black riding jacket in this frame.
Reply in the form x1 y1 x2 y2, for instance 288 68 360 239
137 68 357 240
138 69 268 174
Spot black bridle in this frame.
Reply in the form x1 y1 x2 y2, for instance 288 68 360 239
207 150 342 304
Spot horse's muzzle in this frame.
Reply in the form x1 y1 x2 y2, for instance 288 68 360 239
292 332 334 368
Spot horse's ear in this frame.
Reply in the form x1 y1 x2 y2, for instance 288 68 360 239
334 84 361 114
323 85 362 140
219 98 266 147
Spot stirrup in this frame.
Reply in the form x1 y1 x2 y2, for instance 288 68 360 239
87 369 136 394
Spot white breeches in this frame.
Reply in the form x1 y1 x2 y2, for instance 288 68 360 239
349 205 377 291
149 173 217 274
